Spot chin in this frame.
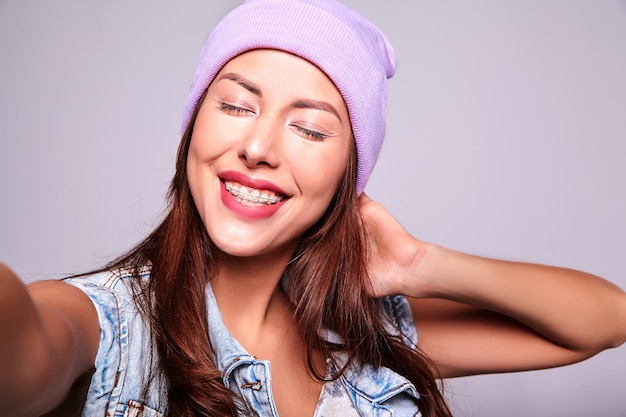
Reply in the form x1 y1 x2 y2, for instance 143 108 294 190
210 231 298 261
209 232 266 257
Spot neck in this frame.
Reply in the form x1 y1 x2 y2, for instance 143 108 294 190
211 246 296 347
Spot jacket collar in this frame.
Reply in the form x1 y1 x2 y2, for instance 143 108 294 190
205 283 419 402
205 282 257 386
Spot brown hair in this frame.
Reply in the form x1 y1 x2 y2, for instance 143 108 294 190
103 90 452 416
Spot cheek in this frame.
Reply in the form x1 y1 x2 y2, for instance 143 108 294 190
296 150 347 201
186 135 208 191
185 127 225 203
187 117 233 166
190 100 243 156
185 143 204 212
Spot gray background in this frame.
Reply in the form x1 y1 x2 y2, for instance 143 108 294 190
1 1 625 415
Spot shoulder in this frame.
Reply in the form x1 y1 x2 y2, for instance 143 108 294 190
62 266 151 311
60 266 153 348
63 265 151 292
61 266 166 415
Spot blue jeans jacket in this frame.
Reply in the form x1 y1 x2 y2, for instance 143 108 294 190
65 269 422 416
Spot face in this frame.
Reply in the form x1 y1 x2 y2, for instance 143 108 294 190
187 49 352 259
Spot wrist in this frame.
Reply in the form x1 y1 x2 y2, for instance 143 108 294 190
402 243 474 300
398 241 441 299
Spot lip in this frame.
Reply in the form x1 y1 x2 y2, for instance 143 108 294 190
219 170 289 220
219 170 290 196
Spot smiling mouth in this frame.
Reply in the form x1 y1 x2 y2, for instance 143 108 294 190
224 181 286 206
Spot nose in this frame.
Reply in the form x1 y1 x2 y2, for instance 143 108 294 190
238 115 281 168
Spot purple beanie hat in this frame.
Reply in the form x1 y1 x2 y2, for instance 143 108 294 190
182 0 396 195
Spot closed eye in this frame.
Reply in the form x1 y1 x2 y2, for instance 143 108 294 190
292 125 328 141
220 102 253 115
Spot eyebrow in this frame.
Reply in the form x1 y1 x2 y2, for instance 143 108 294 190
217 72 343 122
292 99 342 121
218 73 262 97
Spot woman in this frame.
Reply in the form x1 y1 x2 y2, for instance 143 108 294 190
1 1 625 416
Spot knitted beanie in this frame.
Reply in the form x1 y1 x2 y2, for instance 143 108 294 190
182 0 396 195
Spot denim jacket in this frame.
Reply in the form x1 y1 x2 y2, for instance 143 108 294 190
65 268 422 416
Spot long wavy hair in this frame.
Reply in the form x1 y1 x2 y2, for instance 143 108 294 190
102 90 452 416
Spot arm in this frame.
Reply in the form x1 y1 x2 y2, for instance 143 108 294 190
410 247 626 377
0 263 100 416
359 195 626 378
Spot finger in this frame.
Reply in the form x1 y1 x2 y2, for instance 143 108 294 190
358 192 372 207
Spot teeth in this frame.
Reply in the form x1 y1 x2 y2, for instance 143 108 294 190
225 181 284 206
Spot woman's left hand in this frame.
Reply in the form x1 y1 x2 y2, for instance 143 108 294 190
359 193 626 378
358 193 430 298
